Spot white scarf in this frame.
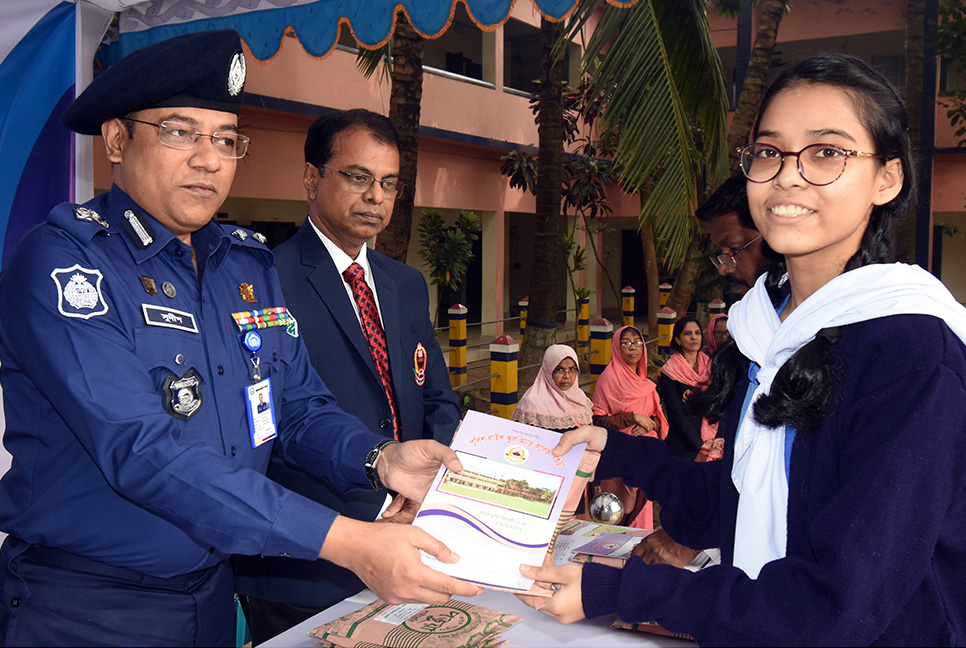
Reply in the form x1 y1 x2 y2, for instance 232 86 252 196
727 263 966 579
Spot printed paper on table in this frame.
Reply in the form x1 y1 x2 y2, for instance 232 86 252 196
414 410 587 595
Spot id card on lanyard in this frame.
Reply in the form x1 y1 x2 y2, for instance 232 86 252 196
246 378 277 448
241 329 277 448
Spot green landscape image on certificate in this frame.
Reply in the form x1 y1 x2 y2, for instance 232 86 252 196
438 452 563 519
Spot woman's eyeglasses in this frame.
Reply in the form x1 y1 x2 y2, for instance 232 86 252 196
737 143 883 186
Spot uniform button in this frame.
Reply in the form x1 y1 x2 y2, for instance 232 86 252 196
217 366 224 375
273 351 278 361
279 552 291 557
208 547 215 554
10 597 20 608
379 419 390 429
230 446 237 457
175 248 184 257
175 354 185 365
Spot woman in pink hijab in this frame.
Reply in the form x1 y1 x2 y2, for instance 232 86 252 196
513 344 593 432
659 317 722 461
706 313 730 355
591 325 668 528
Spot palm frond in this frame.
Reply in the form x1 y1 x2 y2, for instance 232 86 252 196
577 0 728 267
356 43 391 82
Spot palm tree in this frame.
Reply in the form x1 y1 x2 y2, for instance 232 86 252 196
356 12 424 264
517 17 568 380
664 0 789 318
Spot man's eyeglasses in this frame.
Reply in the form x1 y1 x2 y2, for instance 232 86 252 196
710 234 762 273
619 340 644 348
552 366 579 376
319 164 404 197
125 118 249 159
737 143 884 186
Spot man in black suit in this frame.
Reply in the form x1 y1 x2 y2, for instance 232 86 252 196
234 109 461 644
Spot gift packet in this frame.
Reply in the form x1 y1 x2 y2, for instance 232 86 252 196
307 598 523 648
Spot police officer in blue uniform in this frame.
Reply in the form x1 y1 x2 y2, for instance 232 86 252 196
0 30 479 647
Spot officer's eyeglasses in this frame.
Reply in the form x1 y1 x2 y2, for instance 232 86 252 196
126 118 249 159
319 164 404 198
709 234 762 273
552 365 579 376
737 143 884 186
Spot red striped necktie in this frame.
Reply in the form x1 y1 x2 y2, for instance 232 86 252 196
343 262 399 440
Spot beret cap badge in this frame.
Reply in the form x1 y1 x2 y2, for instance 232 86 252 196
228 52 246 97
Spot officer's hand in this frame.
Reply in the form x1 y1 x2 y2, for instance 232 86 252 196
378 440 462 503
378 494 419 525
516 563 585 624
320 516 482 604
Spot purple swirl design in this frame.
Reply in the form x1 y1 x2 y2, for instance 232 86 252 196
417 504 548 550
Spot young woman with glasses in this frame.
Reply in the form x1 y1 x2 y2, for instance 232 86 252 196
518 53 966 645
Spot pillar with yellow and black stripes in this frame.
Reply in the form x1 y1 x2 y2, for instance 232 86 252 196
621 286 635 327
490 335 518 419
659 282 672 307
518 297 529 338
588 318 613 397
447 304 468 389
577 295 590 357
658 307 676 360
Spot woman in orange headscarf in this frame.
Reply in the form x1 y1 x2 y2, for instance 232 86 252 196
591 325 668 528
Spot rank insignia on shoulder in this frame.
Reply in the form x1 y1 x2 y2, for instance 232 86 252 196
239 283 256 303
164 369 203 420
252 232 267 244
232 229 248 241
74 207 110 229
139 275 158 295
122 210 155 249
51 264 108 319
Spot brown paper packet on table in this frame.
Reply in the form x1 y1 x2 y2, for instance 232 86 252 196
307 598 522 648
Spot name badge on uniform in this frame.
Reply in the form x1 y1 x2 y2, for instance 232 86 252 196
246 378 277 448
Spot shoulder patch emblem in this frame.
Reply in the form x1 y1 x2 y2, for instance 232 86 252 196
51 265 108 319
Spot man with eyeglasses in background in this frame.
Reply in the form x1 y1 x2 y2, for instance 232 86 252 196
0 33 480 646
697 174 774 299
631 175 775 570
233 109 461 645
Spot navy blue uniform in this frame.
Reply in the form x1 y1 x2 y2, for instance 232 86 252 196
0 187 383 641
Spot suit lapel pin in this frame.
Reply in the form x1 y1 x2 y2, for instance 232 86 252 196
413 342 427 386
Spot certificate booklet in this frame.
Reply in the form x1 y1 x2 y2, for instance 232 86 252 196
414 410 587 594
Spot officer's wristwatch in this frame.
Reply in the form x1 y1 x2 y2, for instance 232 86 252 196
364 439 399 491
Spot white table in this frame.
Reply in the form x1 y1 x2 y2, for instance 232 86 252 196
261 588 692 647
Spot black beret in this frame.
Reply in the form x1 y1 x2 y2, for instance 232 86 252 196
63 29 246 135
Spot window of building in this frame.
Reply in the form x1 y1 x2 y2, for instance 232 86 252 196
423 3 488 83
503 18 577 95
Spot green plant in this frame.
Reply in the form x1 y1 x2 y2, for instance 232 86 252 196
417 208 481 322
